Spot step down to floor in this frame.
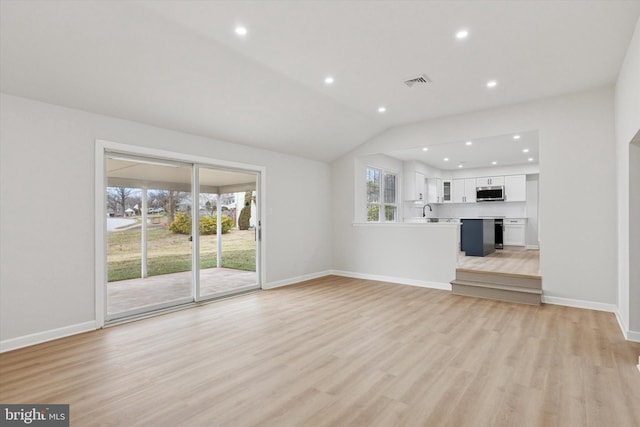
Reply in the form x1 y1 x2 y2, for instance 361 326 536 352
451 269 542 305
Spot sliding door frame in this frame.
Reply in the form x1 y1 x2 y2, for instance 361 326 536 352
95 139 266 328
193 164 261 302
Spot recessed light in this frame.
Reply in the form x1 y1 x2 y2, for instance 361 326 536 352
456 29 469 39
422 147 429 152
458 164 463 168
444 157 449 162
523 148 530 153
465 141 472 146
324 76 334 85
528 157 534 162
513 134 521 140
486 80 498 88
235 26 248 36
377 106 386 113
492 161 497 165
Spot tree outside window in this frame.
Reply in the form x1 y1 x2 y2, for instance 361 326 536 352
366 167 397 222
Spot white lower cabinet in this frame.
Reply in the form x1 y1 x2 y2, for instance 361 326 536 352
503 218 526 246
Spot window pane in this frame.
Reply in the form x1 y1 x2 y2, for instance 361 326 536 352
383 173 396 204
384 205 397 222
366 168 380 204
367 204 380 222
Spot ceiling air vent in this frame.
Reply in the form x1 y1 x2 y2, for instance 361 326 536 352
404 74 432 87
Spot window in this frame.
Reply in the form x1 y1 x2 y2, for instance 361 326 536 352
366 167 397 222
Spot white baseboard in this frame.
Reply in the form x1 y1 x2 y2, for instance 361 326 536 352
330 270 452 291
0 321 97 353
617 311 640 343
525 245 540 250
627 330 640 343
263 270 332 289
541 295 617 313
615 311 630 340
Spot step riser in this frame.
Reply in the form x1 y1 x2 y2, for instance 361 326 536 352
456 270 541 290
452 283 541 305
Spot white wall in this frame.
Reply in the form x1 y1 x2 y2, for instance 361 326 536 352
615 17 640 339
0 93 333 345
525 174 540 248
333 87 617 307
630 139 640 337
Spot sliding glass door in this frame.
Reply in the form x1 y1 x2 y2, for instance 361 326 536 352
104 152 260 322
196 166 259 300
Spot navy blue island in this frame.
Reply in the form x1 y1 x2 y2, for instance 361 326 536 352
460 218 496 257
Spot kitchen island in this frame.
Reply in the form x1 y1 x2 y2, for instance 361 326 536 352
460 218 496 257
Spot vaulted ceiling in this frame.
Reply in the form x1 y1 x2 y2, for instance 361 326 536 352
1 1 639 162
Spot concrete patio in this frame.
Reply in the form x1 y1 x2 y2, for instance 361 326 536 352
107 267 257 315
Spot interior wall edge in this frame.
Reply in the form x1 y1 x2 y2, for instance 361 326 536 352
615 311 640 342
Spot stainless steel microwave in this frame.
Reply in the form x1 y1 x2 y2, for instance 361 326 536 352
476 186 505 202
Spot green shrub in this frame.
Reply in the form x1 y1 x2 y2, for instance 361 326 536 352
199 216 216 235
199 216 233 235
168 212 191 234
169 212 233 235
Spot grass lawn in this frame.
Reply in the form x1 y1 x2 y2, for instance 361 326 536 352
107 223 256 282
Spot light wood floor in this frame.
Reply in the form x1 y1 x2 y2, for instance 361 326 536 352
457 247 540 276
2 276 639 426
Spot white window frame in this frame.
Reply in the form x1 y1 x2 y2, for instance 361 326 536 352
365 166 398 223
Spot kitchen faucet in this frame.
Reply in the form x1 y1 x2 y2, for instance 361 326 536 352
422 204 432 217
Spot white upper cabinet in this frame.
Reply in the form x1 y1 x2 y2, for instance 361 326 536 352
476 176 504 187
464 178 476 203
442 180 452 203
404 171 425 201
504 175 526 202
415 172 425 201
453 178 476 203
427 178 442 203
452 179 465 203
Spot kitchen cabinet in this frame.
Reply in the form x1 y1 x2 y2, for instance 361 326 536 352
428 178 451 203
405 171 425 201
503 218 526 246
427 178 442 203
414 172 425 201
453 178 476 203
461 218 496 256
442 180 452 203
476 176 504 187
504 175 526 202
